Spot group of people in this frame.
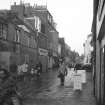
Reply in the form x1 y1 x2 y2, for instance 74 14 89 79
0 59 70 94
0 61 43 90
30 62 42 80
17 62 42 81
0 61 43 103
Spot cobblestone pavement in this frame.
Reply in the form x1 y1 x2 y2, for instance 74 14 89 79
18 68 97 105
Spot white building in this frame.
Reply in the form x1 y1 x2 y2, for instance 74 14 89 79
83 34 93 64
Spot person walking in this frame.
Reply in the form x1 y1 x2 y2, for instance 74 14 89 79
38 61 42 73
58 62 67 86
35 63 41 79
31 67 35 80
21 63 28 81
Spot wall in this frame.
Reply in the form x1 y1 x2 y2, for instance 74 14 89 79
84 35 92 64
95 1 105 105
0 15 38 70
96 40 101 103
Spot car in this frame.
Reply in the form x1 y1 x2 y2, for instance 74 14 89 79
82 63 92 72
74 63 83 70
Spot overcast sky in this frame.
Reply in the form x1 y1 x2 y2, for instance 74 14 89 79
0 0 93 55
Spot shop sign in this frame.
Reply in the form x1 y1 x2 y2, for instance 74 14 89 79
39 48 48 56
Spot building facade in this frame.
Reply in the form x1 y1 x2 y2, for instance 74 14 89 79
0 11 37 70
83 34 93 64
11 3 59 71
58 38 65 59
92 0 105 105
65 43 71 64
11 3 48 72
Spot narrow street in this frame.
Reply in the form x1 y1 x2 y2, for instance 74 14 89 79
0 1 103 105
18 69 97 105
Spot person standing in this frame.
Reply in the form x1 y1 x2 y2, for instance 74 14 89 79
35 62 41 78
21 63 28 81
38 61 42 73
31 67 35 80
58 62 67 86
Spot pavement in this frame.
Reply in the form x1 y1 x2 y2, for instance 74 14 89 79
18 68 97 105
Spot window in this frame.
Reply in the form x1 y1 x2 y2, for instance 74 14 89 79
0 23 7 39
15 29 20 42
27 36 30 47
35 16 41 32
2 24 7 39
98 0 105 20
0 24 2 37
41 23 45 34
48 14 52 23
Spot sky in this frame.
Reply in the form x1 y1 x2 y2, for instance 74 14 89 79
0 0 93 55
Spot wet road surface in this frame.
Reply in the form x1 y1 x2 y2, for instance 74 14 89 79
18 68 97 105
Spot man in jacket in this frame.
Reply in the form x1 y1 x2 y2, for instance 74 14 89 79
58 62 67 86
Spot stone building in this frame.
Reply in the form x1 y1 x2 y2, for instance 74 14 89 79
0 10 37 70
11 2 59 71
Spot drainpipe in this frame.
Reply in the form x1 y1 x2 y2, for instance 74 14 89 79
36 30 39 63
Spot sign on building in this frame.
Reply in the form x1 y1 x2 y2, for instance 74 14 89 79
39 48 48 56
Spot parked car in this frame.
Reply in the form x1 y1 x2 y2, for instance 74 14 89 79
82 63 92 72
74 63 83 70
